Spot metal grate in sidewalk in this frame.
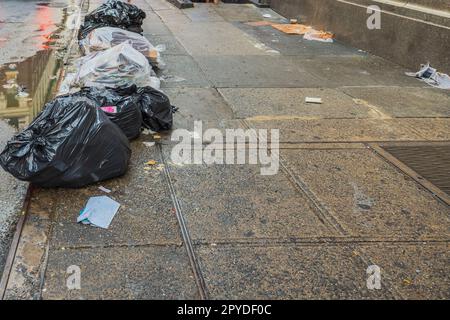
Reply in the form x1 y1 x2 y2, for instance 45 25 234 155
371 142 450 206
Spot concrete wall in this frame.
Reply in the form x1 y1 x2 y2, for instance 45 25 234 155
270 0 450 73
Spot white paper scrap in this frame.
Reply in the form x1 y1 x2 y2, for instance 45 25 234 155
77 196 120 229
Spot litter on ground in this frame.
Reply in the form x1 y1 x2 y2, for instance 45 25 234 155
77 196 120 229
304 30 334 43
145 160 157 166
271 23 312 35
143 141 156 147
98 186 112 193
249 22 334 42
245 21 273 27
406 63 450 90
305 97 323 104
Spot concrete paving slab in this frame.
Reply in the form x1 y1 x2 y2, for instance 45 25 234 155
342 87 450 118
194 55 323 88
234 23 365 57
168 22 269 56
299 56 426 88
163 159 338 240
42 245 199 299
2 189 55 300
219 88 373 119
195 244 394 299
145 0 177 11
164 88 234 129
281 148 450 238
155 8 192 25
401 118 450 141
49 138 182 248
142 20 174 36
144 34 189 55
213 3 268 22
159 55 211 88
183 4 226 22
155 119 245 145
360 243 449 299
3 214 50 300
247 118 424 142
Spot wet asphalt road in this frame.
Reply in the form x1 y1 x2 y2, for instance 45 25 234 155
0 0 69 276
0 0 68 64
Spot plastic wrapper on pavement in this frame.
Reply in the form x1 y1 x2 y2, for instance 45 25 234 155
0 95 131 188
78 0 146 40
80 27 166 70
70 86 143 140
71 42 155 89
137 87 174 132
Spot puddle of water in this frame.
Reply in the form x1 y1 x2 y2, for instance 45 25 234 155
0 50 61 129
0 1 71 129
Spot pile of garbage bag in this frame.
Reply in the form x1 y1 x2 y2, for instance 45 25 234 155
0 0 176 188
78 0 146 40
71 42 157 89
79 27 166 70
0 96 131 188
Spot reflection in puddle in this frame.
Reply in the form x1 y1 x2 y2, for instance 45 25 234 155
0 50 60 129
0 1 73 129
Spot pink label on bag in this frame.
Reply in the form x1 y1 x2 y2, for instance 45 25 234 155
101 106 117 113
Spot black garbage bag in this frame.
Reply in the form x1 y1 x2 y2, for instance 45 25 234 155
72 86 143 140
78 0 146 40
0 95 131 188
136 87 175 132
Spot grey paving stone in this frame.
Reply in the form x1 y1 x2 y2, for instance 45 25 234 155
299 56 426 87
168 22 269 56
42 246 199 299
194 55 323 88
281 148 450 238
164 88 234 129
234 22 365 57
247 118 424 142
219 87 373 119
213 2 268 22
144 34 189 55
183 4 226 22
164 159 338 240
49 137 181 248
342 87 450 118
360 243 450 299
195 244 395 299
159 54 211 88
400 118 450 141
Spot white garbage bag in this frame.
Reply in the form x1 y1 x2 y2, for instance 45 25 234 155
71 42 155 89
405 63 450 90
79 27 166 69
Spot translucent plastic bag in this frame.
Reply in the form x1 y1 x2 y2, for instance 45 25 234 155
80 27 166 69
72 42 154 89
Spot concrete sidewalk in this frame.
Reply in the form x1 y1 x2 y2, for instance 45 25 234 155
3 0 449 299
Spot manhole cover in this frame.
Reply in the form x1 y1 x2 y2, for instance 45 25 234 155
380 144 450 198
